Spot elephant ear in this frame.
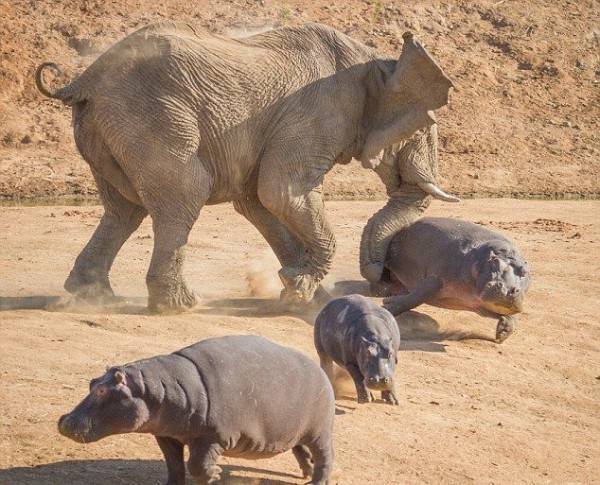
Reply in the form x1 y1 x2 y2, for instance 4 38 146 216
358 33 453 168
388 32 454 110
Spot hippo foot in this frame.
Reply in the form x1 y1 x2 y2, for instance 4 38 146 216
293 445 314 478
278 267 321 305
381 390 399 406
495 316 515 343
147 278 197 314
299 460 314 479
356 391 373 404
64 271 117 303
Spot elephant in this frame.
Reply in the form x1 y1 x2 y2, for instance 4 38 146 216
35 21 453 312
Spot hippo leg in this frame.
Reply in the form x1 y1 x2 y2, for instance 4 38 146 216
156 437 186 485
496 315 517 343
345 364 370 404
317 353 335 385
307 439 333 485
293 445 314 478
381 386 399 406
188 439 223 484
382 276 443 315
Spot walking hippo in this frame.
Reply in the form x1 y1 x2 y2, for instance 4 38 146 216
315 294 401 405
378 217 531 343
58 335 335 484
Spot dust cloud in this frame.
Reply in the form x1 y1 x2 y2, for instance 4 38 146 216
245 250 282 298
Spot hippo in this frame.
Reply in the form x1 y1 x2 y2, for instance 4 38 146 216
58 335 335 485
314 294 401 405
377 217 531 343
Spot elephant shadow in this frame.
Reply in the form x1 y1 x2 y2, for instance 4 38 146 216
0 459 302 485
194 297 322 325
0 295 148 314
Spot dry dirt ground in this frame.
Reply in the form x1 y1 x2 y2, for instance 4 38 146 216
0 199 599 484
1 0 599 200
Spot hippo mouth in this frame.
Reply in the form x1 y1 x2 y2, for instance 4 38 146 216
58 414 101 443
364 377 393 391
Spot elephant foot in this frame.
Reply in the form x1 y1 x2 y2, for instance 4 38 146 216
278 267 321 305
369 280 395 298
362 262 384 285
64 270 117 303
147 277 197 314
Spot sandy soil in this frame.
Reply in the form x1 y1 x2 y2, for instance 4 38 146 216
1 0 599 200
0 199 599 484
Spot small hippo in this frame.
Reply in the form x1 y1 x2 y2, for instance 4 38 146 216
58 335 335 485
378 217 531 343
314 294 401 405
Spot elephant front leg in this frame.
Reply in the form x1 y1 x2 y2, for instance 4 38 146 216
264 190 335 305
65 179 147 301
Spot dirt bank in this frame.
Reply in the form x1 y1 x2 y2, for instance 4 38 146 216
1 0 599 200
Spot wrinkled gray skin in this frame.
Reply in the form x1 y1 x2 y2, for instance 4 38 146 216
380 218 532 343
35 21 452 312
58 335 335 485
315 294 401 405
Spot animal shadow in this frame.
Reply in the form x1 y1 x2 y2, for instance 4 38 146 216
0 459 302 485
195 297 321 325
0 295 147 314
398 310 494 350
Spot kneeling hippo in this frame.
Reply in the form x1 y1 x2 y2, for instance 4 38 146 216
315 294 401 405
378 217 531 343
58 335 335 484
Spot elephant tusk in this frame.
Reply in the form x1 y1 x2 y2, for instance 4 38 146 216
417 182 460 203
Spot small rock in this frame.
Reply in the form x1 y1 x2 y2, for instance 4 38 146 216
20 134 32 144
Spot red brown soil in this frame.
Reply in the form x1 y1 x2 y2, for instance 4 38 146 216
1 199 599 483
1 0 599 201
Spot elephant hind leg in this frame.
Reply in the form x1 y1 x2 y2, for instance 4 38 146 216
65 170 147 300
142 161 212 313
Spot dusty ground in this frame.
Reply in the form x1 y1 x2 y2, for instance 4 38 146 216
0 199 599 484
1 0 599 200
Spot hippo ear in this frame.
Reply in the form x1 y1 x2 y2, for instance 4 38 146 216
89 376 101 391
113 370 127 387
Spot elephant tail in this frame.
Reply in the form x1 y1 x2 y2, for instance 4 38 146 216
35 62 79 105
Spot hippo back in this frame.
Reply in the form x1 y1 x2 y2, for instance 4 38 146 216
175 335 334 455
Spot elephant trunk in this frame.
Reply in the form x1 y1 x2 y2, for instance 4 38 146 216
359 185 431 283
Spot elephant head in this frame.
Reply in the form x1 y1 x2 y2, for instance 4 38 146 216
359 122 459 285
